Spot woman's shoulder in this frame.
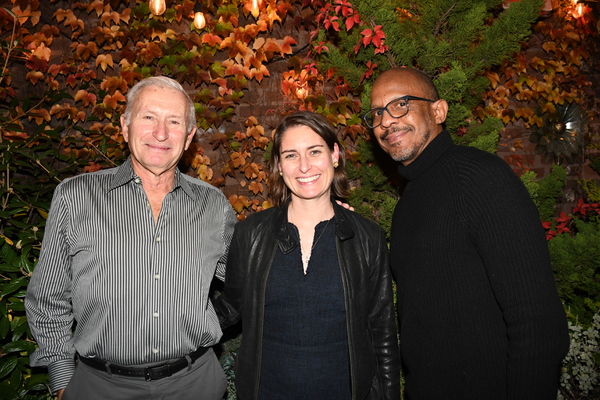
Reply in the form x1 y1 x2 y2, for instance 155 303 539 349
236 206 283 230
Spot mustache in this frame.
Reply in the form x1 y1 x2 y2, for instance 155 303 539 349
380 126 413 141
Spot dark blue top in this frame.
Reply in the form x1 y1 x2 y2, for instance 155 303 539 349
258 218 350 400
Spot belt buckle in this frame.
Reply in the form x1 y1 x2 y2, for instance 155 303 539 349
143 363 171 381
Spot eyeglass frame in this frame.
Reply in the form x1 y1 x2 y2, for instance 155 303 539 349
362 95 436 129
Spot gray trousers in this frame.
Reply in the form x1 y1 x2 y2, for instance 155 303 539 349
62 348 227 400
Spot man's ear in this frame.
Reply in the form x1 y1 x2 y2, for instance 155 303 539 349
120 115 129 143
432 99 448 125
184 126 197 151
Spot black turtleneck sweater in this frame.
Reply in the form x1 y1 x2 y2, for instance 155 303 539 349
391 131 569 400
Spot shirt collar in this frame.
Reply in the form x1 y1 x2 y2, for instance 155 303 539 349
108 157 196 200
397 130 453 181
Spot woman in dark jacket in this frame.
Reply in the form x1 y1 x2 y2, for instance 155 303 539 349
214 111 399 400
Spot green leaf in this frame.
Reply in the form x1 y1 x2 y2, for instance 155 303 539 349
2 340 35 354
0 357 18 380
1 277 27 297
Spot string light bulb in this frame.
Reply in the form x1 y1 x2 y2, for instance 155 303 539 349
149 0 166 15
194 11 206 29
193 1 206 29
251 0 259 18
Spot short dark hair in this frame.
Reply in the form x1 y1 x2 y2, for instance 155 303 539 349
375 67 441 101
268 111 348 207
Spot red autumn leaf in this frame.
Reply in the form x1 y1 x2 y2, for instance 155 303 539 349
280 36 297 55
202 33 222 47
66 74 77 88
345 14 360 31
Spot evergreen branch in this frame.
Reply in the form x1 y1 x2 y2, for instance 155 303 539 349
432 1 457 37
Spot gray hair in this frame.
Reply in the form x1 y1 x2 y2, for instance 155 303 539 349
123 76 196 134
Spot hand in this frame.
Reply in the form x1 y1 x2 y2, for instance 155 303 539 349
336 200 354 211
56 389 64 400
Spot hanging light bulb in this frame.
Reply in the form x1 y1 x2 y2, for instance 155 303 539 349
251 0 259 18
194 12 206 29
193 1 206 29
149 0 166 16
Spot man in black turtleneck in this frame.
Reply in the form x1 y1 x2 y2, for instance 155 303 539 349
364 67 569 400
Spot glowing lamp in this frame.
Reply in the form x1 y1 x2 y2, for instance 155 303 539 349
251 0 259 18
194 12 206 29
149 0 166 15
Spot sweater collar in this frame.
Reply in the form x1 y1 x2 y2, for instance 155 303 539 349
396 130 452 181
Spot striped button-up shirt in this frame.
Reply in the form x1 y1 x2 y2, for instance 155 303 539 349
25 157 236 392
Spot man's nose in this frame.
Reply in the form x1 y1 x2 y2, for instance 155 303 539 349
379 108 397 128
153 121 169 141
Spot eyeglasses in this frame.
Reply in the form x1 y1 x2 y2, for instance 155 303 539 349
362 95 436 129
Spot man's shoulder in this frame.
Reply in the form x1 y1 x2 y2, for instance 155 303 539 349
58 166 119 190
179 173 228 199
446 144 512 175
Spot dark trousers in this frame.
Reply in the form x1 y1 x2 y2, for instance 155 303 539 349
62 348 227 400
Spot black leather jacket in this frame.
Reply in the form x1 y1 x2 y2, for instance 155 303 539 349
214 201 400 400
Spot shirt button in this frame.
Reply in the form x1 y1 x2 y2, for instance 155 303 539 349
134 178 141 184
154 274 160 280
153 312 159 318
152 348 159 354
155 237 160 242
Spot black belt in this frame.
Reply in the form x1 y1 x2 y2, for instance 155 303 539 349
78 347 209 381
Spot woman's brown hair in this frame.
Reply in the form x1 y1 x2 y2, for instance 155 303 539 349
268 111 348 207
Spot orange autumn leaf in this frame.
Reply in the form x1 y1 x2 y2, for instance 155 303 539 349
253 136 270 150
74 90 97 107
50 104 77 119
96 54 114 71
53 8 84 32
100 11 120 26
25 71 44 85
197 164 214 182
230 151 249 167
247 125 265 140
229 195 250 213
245 116 259 126
84 162 103 173
248 181 263 194
72 42 98 61
280 36 296 54
28 108 51 125
202 33 223 47
139 42 163 64
103 91 126 110
12 5 41 26
243 162 262 179
249 64 269 82
88 0 105 15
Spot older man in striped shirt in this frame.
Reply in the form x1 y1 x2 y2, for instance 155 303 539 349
26 76 237 400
